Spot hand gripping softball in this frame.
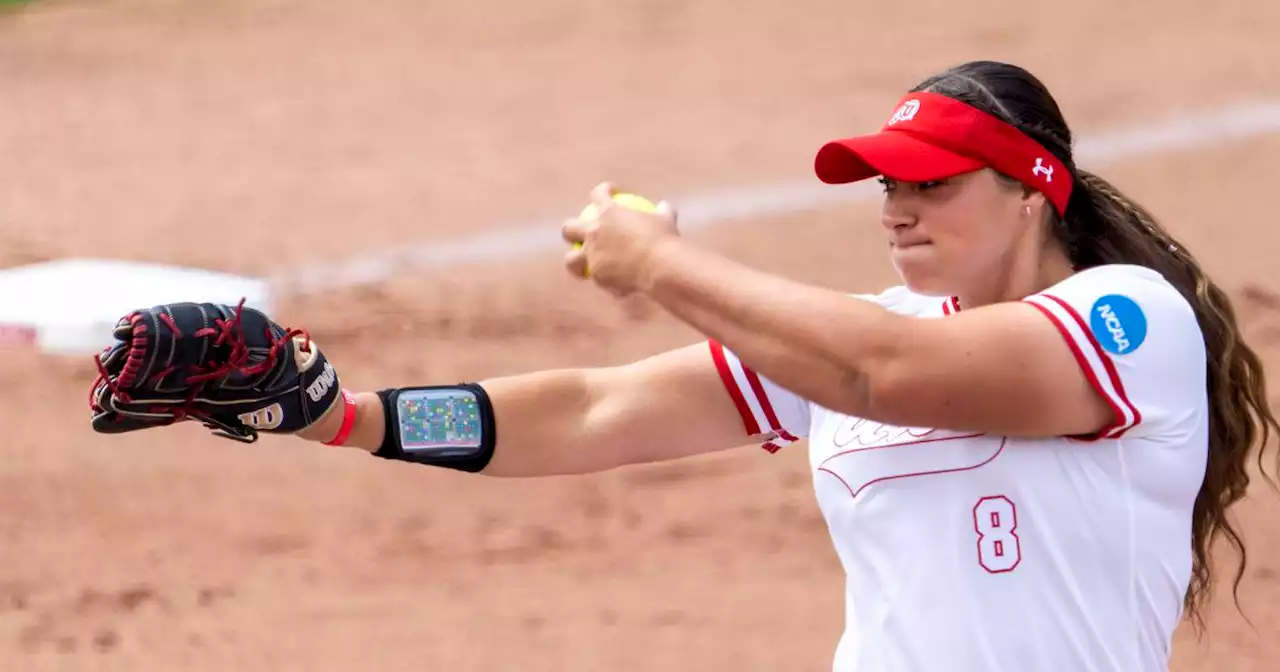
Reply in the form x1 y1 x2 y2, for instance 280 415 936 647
88 300 342 443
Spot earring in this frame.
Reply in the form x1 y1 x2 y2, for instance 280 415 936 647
1023 205 1032 216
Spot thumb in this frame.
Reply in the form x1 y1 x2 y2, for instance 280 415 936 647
589 182 617 213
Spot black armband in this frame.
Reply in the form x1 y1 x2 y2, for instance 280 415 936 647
373 383 496 473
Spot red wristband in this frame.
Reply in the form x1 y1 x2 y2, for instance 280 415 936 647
323 388 358 446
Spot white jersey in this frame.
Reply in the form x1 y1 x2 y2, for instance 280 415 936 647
710 264 1208 672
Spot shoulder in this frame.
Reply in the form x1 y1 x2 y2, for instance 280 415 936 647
1024 264 1202 358
1038 264 1192 311
1024 264 1207 439
1045 264 1191 303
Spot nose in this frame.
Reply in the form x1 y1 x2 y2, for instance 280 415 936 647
880 191 915 232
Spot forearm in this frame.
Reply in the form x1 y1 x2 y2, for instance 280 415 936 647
641 239 903 416
479 368 605 477
297 368 616 477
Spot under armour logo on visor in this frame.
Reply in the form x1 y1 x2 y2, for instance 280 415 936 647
887 99 920 125
1032 157 1054 182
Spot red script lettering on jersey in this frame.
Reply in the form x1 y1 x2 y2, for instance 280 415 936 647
818 419 1007 499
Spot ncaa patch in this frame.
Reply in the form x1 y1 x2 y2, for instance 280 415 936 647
1090 294 1147 355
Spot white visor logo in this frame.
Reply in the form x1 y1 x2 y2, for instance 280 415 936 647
1033 157 1054 183
888 99 921 125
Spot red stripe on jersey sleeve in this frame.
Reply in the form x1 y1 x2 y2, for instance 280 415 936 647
1025 301 1126 441
708 340 761 436
742 366 783 434
1042 295 1142 437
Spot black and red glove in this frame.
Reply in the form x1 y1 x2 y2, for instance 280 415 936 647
89 300 342 443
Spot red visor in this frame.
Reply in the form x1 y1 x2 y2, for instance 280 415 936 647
815 92 1072 215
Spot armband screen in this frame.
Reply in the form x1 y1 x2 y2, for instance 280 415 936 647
395 388 485 457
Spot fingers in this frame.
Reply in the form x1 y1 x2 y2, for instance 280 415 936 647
561 216 589 246
562 213 590 278
568 182 674 283
564 245 590 278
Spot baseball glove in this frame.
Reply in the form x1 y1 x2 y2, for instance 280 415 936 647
89 300 342 443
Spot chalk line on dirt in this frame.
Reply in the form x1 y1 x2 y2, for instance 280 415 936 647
269 100 1280 297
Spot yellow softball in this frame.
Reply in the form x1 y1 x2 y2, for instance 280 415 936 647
578 192 659 223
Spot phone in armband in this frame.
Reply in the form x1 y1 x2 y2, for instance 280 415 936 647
391 387 489 460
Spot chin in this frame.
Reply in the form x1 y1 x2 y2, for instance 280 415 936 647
892 260 954 298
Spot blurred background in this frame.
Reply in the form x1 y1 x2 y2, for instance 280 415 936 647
1 0 1278 669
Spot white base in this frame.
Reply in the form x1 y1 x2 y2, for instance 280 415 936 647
0 258 272 356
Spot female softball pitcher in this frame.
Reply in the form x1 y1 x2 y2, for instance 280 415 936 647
89 60 1278 671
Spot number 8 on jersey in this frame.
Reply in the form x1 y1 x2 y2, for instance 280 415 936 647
974 496 1021 573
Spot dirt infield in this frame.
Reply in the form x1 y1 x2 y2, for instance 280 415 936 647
2 0 1279 670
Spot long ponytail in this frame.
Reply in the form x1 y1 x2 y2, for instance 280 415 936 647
915 60 1280 632
1065 169 1279 631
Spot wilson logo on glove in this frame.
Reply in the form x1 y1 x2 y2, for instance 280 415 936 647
238 403 285 430
306 361 338 403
